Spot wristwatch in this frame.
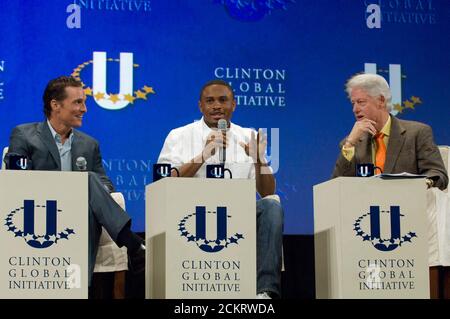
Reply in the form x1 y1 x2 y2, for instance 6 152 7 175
425 178 434 188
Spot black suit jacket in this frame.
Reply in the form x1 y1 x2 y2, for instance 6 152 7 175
8 121 115 192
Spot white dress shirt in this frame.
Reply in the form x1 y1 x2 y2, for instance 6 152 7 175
158 118 266 179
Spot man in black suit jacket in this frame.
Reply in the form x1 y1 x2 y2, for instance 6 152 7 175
7 76 145 286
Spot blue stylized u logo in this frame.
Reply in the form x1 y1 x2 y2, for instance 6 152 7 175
17 158 28 170
196 206 227 253
370 206 401 252
24 200 57 248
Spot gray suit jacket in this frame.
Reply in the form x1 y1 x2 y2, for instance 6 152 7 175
8 121 115 192
332 116 448 190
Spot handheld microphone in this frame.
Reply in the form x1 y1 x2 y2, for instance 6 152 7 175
217 119 227 164
76 156 87 171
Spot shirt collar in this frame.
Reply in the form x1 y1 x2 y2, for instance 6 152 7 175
200 117 236 144
379 115 391 137
47 120 74 144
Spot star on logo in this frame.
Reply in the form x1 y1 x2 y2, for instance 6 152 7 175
94 92 105 100
109 94 120 104
208 241 217 249
59 232 69 240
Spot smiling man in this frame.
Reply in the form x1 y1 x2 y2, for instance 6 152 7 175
157 79 284 299
7 76 145 291
332 73 448 190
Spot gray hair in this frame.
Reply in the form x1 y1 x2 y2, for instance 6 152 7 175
345 73 392 111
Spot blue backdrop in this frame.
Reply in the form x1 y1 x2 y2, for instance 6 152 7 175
1 0 449 233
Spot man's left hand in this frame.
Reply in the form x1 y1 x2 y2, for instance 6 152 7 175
239 128 268 165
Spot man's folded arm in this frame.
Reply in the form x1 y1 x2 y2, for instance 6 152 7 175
332 138 356 178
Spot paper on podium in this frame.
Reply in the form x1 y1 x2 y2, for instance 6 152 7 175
376 172 427 179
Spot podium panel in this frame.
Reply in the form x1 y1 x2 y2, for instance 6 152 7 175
0 170 89 299
314 177 429 299
145 177 256 299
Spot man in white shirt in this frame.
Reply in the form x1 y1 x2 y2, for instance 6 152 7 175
158 79 284 299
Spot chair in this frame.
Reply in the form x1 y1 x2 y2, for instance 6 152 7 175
429 145 450 298
1 147 8 169
92 193 128 299
438 145 449 192
2 146 128 298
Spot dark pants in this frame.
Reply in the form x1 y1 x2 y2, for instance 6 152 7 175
87 172 130 285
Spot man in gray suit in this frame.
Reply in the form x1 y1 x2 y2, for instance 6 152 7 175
332 73 448 190
7 76 145 286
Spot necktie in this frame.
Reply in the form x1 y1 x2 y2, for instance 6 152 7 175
374 132 386 174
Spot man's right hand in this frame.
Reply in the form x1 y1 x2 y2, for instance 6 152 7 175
202 130 228 161
345 119 377 147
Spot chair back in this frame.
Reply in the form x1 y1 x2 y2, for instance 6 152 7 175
1 147 8 170
438 145 449 192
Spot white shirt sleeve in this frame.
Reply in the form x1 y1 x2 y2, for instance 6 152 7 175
157 129 184 167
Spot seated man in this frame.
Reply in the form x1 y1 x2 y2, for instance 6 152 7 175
332 73 448 190
7 76 145 287
157 79 284 299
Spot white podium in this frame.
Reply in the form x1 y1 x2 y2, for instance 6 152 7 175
0 170 89 299
145 177 256 299
314 177 430 299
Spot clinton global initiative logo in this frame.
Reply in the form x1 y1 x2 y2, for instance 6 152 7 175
73 0 152 12
365 0 437 26
4 200 75 249
178 206 244 253
71 51 155 111
364 63 422 115
216 0 295 21
354 206 416 252
215 67 286 107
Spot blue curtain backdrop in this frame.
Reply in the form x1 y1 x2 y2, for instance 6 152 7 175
1 0 449 233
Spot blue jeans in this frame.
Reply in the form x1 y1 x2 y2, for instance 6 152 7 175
256 197 284 297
